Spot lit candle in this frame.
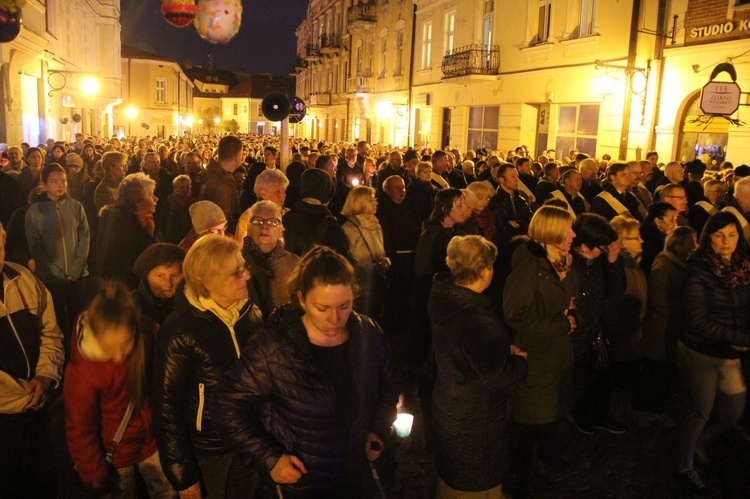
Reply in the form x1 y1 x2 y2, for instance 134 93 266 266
393 413 414 438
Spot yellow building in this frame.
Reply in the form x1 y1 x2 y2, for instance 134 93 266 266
220 75 296 135
115 45 194 139
295 0 415 146
0 0 121 145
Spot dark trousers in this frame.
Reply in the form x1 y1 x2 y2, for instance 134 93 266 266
632 358 676 414
512 420 564 476
571 366 612 425
195 452 258 499
0 409 56 498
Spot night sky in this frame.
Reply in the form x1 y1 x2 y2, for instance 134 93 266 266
120 0 308 75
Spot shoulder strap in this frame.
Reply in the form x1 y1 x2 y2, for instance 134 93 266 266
550 190 577 220
106 401 134 464
517 181 536 203
696 201 718 215
349 220 377 263
722 206 750 241
597 191 631 217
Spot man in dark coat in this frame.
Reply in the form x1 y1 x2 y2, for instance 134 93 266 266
590 163 643 222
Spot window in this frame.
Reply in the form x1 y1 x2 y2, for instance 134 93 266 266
356 41 363 75
535 0 552 44
395 29 405 75
467 106 499 151
421 21 433 70
233 103 238 115
579 0 598 37
379 35 388 78
444 11 456 54
482 1 493 47
156 78 166 103
555 104 600 157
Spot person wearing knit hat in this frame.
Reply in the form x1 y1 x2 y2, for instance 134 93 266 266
300 168 335 204
178 200 228 252
132 243 186 326
65 152 91 201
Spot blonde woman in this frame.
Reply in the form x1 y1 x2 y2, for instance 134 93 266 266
341 186 390 318
503 205 578 493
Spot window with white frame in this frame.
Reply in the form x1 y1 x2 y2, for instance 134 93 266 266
444 11 456 54
483 1 494 47
555 104 600 157
421 21 433 70
233 103 238 115
535 0 552 44
579 0 598 37
467 106 499 151
156 78 166 103
395 29 404 75
379 33 388 78
356 41 363 75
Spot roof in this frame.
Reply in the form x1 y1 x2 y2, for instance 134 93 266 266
182 66 240 88
121 44 169 61
223 74 297 99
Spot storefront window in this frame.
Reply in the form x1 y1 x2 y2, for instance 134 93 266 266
555 104 599 157
678 94 729 168
467 106 499 151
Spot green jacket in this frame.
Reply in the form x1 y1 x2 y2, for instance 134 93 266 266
503 240 577 425
25 193 90 282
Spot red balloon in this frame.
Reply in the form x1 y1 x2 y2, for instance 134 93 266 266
161 1 197 28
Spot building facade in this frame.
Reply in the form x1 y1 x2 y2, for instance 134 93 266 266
295 0 416 146
115 46 194 138
0 0 122 145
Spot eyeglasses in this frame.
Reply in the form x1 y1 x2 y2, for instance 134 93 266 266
250 217 281 227
224 264 251 279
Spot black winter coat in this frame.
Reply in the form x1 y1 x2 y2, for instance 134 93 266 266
210 304 400 497
681 253 750 359
488 188 533 245
152 289 263 490
429 275 527 491
282 200 352 260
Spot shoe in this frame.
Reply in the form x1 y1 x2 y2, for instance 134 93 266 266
629 407 653 428
675 468 717 498
592 420 626 434
566 414 594 435
651 412 677 428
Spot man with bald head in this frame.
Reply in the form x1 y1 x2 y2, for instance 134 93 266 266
579 158 602 203
723 176 750 242
654 161 686 200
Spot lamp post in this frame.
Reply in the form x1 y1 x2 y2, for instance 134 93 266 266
125 107 138 137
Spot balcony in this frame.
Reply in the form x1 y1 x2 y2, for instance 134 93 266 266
348 2 376 33
320 33 341 54
294 56 308 71
347 75 373 94
306 44 322 62
441 44 500 79
309 92 331 106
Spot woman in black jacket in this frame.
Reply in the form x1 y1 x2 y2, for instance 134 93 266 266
152 235 263 499
430 235 528 497
676 212 750 496
211 246 399 498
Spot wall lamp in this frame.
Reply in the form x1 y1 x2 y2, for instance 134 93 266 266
594 59 652 126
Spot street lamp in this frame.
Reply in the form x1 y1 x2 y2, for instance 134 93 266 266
125 107 138 136
80 78 100 95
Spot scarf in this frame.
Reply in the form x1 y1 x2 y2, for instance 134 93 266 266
546 245 572 279
704 249 750 288
243 238 277 279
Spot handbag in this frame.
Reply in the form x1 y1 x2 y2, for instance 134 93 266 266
591 330 611 373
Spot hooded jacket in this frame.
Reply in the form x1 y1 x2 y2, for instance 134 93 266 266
429 274 527 490
211 304 399 497
25 192 90 282
152 286 263 491
64 315 157 492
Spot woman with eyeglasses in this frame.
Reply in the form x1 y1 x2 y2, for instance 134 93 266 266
241 200 300 319
152 235 264 499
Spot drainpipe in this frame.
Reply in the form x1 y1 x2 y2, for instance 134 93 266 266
407 3 417 146
647 0 668 152
618 0 642 160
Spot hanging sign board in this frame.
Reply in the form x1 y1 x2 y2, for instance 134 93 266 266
700 62 742 115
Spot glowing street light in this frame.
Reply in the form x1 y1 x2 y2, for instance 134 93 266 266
80 77 100 95
125 107 138 136
214 117 221 125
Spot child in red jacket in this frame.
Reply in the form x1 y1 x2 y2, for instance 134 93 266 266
64 281 175 497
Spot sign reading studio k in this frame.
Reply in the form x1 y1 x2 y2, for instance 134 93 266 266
684 0 750 46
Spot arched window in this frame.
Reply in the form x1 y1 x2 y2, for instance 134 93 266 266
677 91 729 167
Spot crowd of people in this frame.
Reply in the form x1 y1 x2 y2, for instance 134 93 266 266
0 131 749 498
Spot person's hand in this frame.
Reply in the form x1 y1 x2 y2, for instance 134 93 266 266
66 275 76 282
731 345 750 352
27 259 35 273
564 311 577 334
23 375 54 411
178 482 202 499
607 240 622 263
508 220 520 229
510 344 528 358
270 454 307 485
366 433 384 462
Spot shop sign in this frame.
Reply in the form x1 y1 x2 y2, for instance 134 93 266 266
700 63 742 116
690 19 750 39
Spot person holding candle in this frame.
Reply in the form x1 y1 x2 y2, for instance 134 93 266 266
211 246 400 497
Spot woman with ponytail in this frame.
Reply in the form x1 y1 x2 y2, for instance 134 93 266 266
64 281 175 497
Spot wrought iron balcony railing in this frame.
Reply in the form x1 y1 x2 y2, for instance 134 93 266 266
348 2 377 26
441 44 500 78
294 56 308 70
320 33 341 52
309 92 331 106
306 44 322 61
